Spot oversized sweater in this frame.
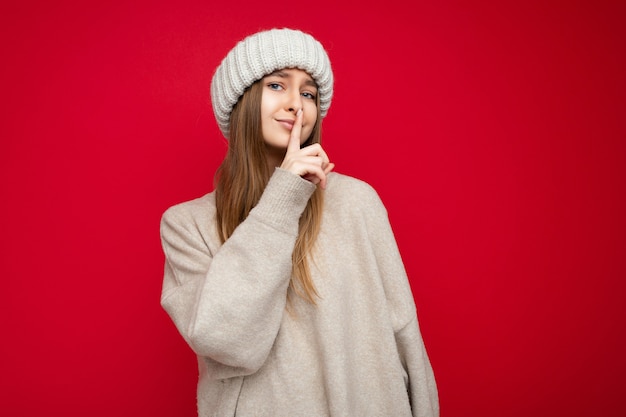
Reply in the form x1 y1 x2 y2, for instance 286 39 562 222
160 168 439 417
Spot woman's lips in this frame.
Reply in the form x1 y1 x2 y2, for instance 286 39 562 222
276 119 295 130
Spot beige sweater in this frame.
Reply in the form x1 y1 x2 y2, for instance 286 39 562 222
160 168 439 417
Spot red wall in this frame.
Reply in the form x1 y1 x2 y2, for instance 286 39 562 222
2 1 624 416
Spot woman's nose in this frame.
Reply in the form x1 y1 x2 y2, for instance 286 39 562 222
286 91 302 113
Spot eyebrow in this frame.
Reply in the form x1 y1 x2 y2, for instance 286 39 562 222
269 70 318 88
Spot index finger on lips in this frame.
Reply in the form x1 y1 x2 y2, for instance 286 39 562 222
287 109 303 153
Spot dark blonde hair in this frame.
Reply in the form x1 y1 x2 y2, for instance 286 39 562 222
214 80 324 304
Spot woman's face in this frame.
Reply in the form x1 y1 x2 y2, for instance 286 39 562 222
260 68 318 151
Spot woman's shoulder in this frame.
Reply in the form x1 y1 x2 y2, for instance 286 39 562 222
161 192 216 227
325 172 386 212
327 171 379 196
327 171 372 191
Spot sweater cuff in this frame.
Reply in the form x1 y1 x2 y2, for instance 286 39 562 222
249 168 316 235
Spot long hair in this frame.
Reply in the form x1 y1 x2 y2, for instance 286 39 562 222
214 80 324 304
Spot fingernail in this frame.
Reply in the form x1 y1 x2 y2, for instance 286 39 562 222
297 109 302 116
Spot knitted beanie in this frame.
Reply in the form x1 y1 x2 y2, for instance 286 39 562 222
210 28 334 139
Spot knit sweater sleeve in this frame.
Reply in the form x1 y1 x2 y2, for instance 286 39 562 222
362 187 440 417
397 318 440 417
159 168 315 376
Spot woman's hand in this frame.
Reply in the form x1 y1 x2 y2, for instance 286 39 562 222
280 109 335 189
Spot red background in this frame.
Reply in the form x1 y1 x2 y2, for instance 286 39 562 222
1 1 625 416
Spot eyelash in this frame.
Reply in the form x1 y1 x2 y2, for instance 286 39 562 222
266 83 316 100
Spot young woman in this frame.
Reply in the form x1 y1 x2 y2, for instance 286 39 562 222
160 28 439 416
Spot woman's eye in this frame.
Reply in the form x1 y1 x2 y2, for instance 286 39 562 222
267 83 282 90
302 92 316 100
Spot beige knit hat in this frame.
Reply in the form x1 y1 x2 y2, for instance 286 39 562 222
210 28 334 139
